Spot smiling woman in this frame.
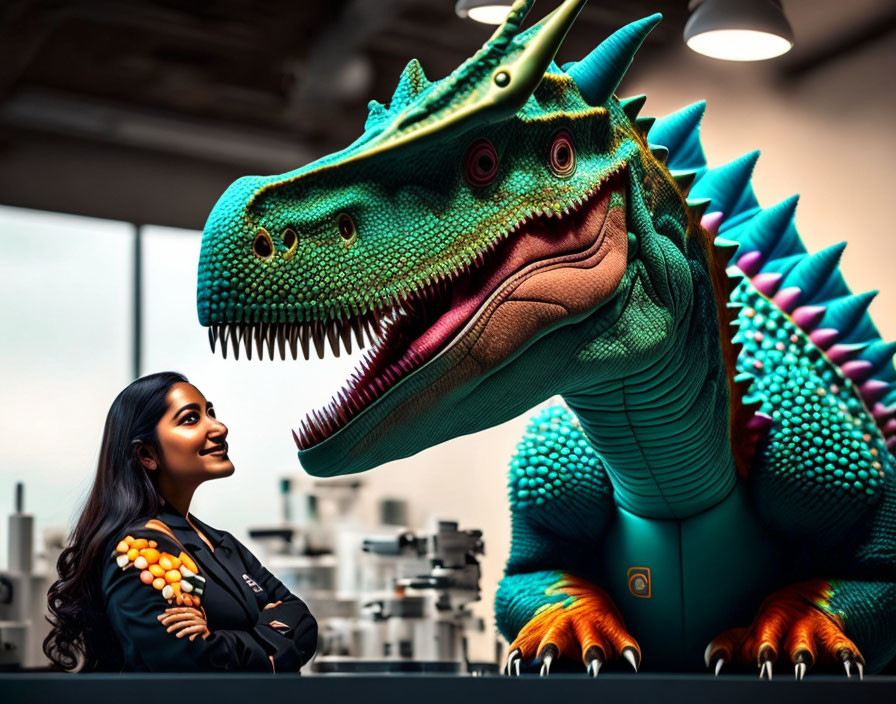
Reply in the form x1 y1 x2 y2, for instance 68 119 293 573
43 372 317 672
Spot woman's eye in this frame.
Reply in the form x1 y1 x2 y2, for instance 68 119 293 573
181 412 199 425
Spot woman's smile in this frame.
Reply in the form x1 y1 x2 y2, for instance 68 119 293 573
200 442 228 458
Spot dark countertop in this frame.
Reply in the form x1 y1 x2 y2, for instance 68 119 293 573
2 673 894 704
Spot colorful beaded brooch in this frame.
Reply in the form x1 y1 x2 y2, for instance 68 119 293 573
113 535 206 607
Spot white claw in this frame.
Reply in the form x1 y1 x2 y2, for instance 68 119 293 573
795 662 806 680
514 659 520 677
539 654 553 677
623 648 639 672
857 662 864 680
587 658 602 677
714 658 724 676
760 660 773 680
844 660 852 678
504 648 521 676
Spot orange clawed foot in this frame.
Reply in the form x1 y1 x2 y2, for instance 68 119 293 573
505 575 640 677
706 580 864 680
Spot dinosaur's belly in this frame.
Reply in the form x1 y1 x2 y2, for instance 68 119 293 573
599 482 783 671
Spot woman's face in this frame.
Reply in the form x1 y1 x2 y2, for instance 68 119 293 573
153 382 234 484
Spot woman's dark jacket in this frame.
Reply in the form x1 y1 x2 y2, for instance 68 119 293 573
101 502 317 672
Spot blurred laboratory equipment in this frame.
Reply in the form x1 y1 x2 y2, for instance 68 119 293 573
249 477 496 674
0 483 57 669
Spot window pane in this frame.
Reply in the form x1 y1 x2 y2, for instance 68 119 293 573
0 206 134 566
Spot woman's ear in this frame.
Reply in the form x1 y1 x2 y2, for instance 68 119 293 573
138 445 159 472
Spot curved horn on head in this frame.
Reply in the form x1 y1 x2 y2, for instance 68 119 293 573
567 14 662 106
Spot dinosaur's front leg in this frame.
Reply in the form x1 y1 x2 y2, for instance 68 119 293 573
707 578 896 678
499 571 640 675
497 406 629 675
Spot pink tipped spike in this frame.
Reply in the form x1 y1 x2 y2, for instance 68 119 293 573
736 250 764 277
747 412 773 431
841 359 874 383
773 286 802 313
809 328 840 350
752 272 783 297
861 379 891 403
791 305 826 331
701 211 725 236
292 429 301 448
872 403 894 422
884 419 896 435
827 344 866 365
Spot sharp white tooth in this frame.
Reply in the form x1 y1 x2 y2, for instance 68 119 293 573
208 327 217 353
230 324 242 360
277 324 287 360
243 329 253 360
326 321 341 357
288 325 299 360
266 324 276 360
312 322 326 359
254 323 265 359
299 324 311 359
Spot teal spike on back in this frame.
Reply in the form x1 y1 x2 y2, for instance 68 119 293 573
566 14 661 106
690 151 760 229
819 291 878 341
727 195 802 263
649 101 707 178
863 341 896 381
780 243 846 305
760 252 804 278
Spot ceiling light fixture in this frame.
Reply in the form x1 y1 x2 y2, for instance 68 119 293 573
684 0 794 61
455 0 514 26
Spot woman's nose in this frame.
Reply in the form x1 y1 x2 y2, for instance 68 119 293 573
209 417 228 437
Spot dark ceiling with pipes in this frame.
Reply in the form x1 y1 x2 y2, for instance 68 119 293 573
0 0 893 228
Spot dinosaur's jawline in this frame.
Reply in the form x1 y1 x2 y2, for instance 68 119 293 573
295 175 623 450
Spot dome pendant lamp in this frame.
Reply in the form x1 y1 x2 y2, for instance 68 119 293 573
455 0 515 26
685 0 794 61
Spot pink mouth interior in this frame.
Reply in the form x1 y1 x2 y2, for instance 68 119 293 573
410 183 616 361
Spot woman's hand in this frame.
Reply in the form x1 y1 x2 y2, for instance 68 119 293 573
263 600 283 610
158 606 211 641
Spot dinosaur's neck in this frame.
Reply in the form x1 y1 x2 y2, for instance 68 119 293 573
565 265 737 521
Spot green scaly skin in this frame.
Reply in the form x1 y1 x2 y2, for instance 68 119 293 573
198 0 896 674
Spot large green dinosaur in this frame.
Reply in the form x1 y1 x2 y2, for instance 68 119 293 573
197 0 896 676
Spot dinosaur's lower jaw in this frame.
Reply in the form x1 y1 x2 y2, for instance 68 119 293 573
292 172 629 452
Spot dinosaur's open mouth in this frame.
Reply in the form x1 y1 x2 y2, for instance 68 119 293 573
206 173 623 450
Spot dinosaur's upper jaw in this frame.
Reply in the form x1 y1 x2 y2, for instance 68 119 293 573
203 170 628 458
285 170 627 453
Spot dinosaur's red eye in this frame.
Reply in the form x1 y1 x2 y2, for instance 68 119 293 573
253 228 274 259
464 138 499 187
549 130 576 178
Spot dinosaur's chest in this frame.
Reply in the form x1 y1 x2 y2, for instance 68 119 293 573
598 482 784 670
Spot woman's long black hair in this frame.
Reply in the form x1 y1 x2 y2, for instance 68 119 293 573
43 371 188 671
